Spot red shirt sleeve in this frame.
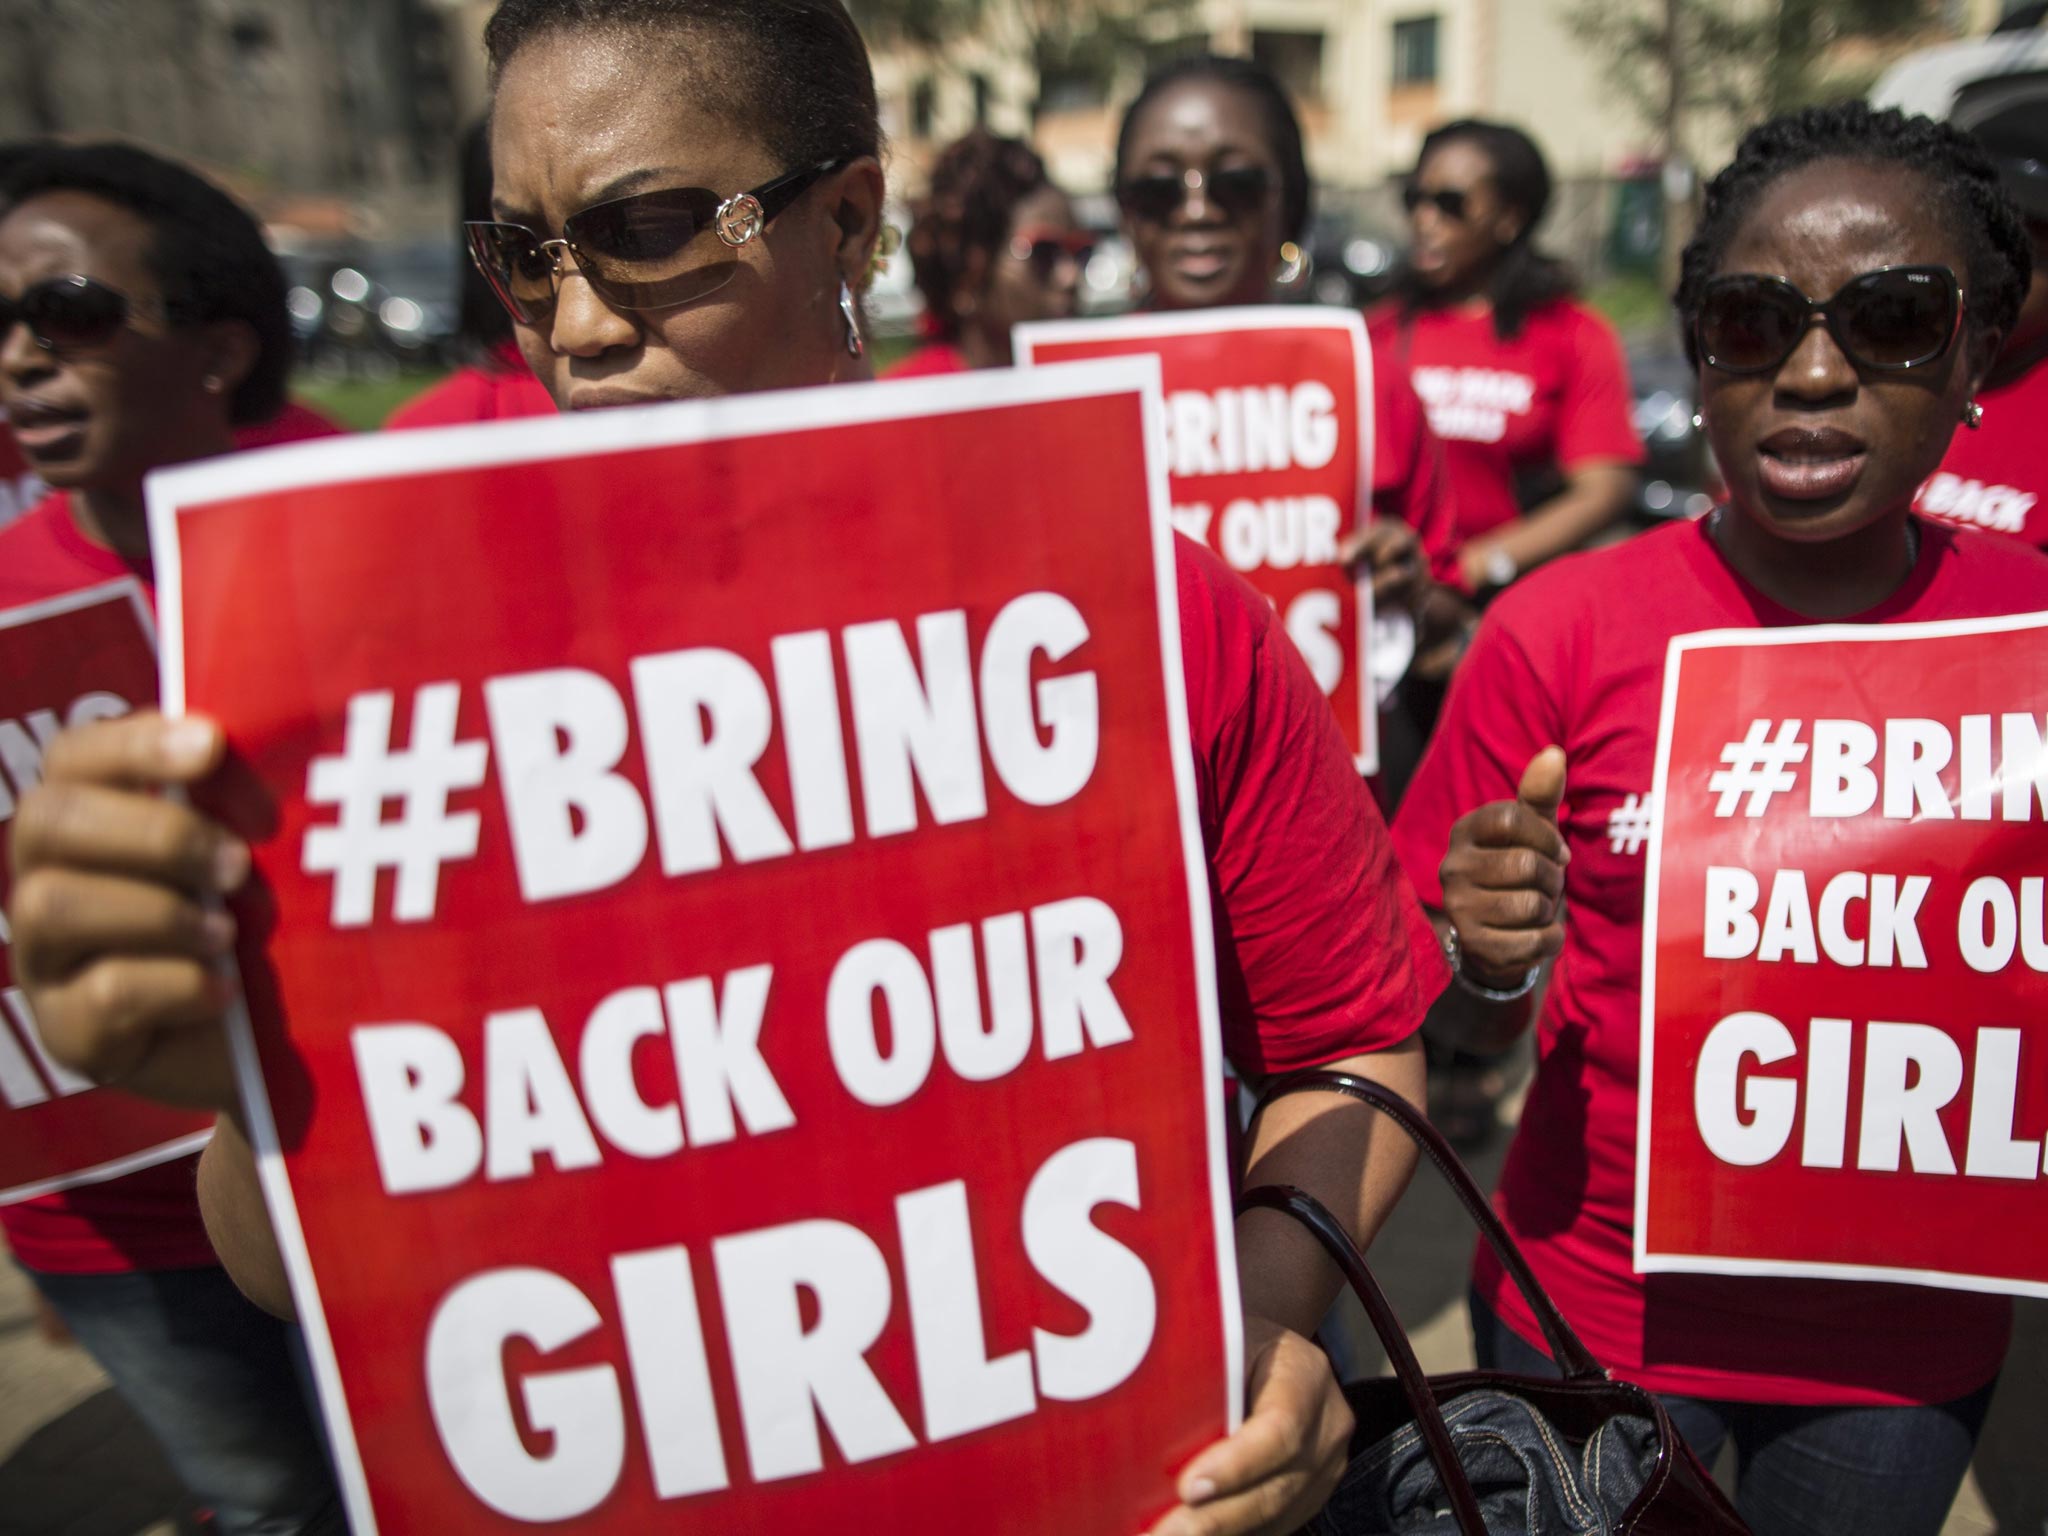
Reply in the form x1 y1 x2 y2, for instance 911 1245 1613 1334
1390 588 1570 907
1177 540 1444 1075
1554 306 1646 471
1372 364 1460 584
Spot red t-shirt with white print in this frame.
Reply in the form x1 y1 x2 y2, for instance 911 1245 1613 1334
1370 299 1644 556
1392 514 2048 1406
1914 362 2048 549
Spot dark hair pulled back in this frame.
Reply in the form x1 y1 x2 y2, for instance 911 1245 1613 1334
0 142 292 425
1676 101 2032 371
483 0 880 171
1396 118 1575 340
1114 53 1311 246
906 131 1052 341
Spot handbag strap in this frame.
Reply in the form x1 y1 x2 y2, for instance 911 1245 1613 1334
1239 1184 1491 1536
1252 1070 1607 1382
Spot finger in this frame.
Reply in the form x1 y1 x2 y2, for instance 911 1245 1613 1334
11 782 249 897
1516 746 1567 825
42 711 225 790
1462 922 1566 973
28 955 235 1098
9 869 236 980
1459 885 1560 930
1457 801 1570 865
1453 845 1567 901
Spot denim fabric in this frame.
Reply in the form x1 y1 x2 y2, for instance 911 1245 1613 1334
27 1264 344 1536
1470 1291 1995 1536
1307 1388 1660 1535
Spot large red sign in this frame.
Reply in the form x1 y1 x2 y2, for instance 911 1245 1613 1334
147 363 1239 1533
1016 308 1378 772
0 582 214 1203
1639 614 2048 1296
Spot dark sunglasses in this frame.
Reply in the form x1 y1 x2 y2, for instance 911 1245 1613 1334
1008 230 1097 281
1695 265 1965 375
0 274 174 352
1401 184 1471 221
465 157 849 325
1117 165 1272 223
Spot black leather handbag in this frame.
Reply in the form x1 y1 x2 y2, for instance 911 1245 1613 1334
1243 1070 1749 1536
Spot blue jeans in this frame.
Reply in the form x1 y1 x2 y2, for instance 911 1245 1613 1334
1470 1292 1994 1536
26 1264 344 1536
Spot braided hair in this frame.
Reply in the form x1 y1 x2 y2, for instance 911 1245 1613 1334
1114 53 1311 246
1393 119 1576 340
906 131 1051 342
1677 102 2033 371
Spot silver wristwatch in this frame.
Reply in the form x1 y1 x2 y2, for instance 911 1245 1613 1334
1441 922 1540 1002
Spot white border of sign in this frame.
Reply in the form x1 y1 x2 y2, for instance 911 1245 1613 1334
0 579 214 1205
1636 608 2048 1298
147 359 1242 1532
1014 306 1380 774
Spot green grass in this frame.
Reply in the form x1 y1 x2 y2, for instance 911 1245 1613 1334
1585 274 1679 345
291 369 450 432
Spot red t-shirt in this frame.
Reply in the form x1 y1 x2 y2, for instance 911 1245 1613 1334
883 342 970 379
0 498 1435 1270
0 494 215 1275
1392 515 2048 1406
1175 537 1443 1073
1369 300 1644 554
1913 363 2048 549
386 344 557 430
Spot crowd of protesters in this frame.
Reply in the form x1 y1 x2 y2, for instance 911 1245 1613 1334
0 1 2043 1533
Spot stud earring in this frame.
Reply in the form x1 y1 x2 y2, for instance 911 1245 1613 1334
838 280 864 359
1690 411 1704 431
202 374 223 394
1963 400 1985 430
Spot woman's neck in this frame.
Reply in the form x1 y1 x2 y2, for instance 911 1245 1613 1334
1713 504 1920 620
69 484 152 565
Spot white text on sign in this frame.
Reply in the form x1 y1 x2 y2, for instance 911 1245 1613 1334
1694 1012 2045 1180
300 594 1099 926
1707 716 2048 820
423 1137 1157 1521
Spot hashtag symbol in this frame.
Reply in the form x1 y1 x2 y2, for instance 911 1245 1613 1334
302 684 489 928
1707 719 1807 818
1607 792 1656 855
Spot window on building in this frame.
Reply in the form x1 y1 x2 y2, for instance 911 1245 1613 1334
1251 30 1326 105
972 72 992 127
1391 15 1440 87
911 77 937 138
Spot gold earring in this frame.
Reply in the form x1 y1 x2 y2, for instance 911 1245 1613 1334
1963 400 1985 430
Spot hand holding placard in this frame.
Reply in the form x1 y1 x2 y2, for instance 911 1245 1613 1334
9 711 245 1112
1440 747 1569 987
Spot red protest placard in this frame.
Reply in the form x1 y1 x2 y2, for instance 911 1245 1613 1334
1639 613 2048 1296
0 582 214 1204
1015 308 1378 772
148 362 1239 1534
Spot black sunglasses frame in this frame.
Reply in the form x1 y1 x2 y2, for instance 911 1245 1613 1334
0 274 187 353
1008 233 1098 282
1401 184 1471 221
466 156 851 325
1694 264 1966 377
1116 165 1274 224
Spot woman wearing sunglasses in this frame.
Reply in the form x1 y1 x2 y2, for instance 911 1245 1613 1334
0 143 344 1534
7 6 1444 1534
890 129 1092 376
1112 54 1459 698
1372 120 1642 603
1390 103 2041 1536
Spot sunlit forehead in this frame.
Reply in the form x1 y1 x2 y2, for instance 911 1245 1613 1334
1722 162 1968 299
